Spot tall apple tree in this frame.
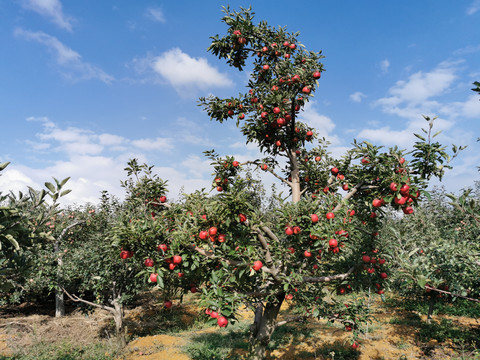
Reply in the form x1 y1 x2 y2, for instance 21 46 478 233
117 7 461 359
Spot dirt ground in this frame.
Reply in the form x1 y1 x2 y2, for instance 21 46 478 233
1 294 479 359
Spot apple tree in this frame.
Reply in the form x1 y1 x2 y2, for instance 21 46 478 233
116 7 461 359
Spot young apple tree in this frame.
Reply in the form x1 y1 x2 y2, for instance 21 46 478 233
116 7 461 359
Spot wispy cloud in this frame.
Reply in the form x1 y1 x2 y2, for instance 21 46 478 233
138 48 233 93
350 91 366 103
20 0 74 31
380 59 390 73
467 0 480 15
14 29 114 83
146 7 166 23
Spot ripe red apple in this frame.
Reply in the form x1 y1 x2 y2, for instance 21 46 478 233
342 183 349 191
217 316 228 328
169 263 176 270
352 341 359 350
199 230 208 240
285 294 293 300
238 37 246 44
252 260 263 271
402 206 414 214
400 184 410 195
329 239 338 248
378 258 386 265
313 71 321 79
157 244 168 252
315 156 321 162
380 272 388 279
362 255 371 263
218 234 226 243
209 227 218 236
304 250 312 258
361 157 370 164
306 130 313 137
289 43 296 50
262 64 270 70
311 214 319 223
191 286 197 293
164 300 172 309
302 86 311 94
261 164 268 171
159 196 167 203
389 182 398 192
149 273 158 283
273 107 281 114
239 213 247 223
210 311 218 318
399 157 405 164
372 199 383 207
216 186 223 192
326 212 335 220
331 167 339 175
120 250 129 259
285 226 294 236
173 255 182 264
144 258 154 267
293 226 301 235
177 272 184 278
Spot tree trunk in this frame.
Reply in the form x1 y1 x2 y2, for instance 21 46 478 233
426 296 436 324
248 293 284 360
112 297 127 348
54 241 65 317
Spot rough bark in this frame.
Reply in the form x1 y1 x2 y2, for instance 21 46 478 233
54 241 65 318
248 293 284 360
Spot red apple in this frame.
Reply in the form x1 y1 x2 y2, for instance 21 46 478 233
285 226 294 236
389 182 398 192
209 227 218 236
273 107 281 114
293 226 301 235
159 196 167 203
331 167 339 175
173 255 182 264
326 212 335 220
313 71 321 79
252 260 263 271
217 316 228 327
302 86 311 94
199 231 208 240
218 234 226 243
304 250 312 258
311 214 319 223
149 273 158 283
164 300 172 309
157 244 168 252
144 258 154 267
262 64 270 70
372 199 383 207
239 213 247 223
380 272 388 279
329 239 338 248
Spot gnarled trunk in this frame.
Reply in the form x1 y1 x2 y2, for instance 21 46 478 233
54 241 65 317
248 293 284 360
112 297 126 348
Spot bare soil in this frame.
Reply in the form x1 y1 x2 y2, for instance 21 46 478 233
1 293 479 359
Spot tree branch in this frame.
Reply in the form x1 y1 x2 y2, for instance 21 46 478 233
187 245 242 266
424 285 480 303
302 267 355 283
62 287 116 314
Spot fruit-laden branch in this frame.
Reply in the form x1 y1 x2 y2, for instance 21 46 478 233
332 181 364 213
62 287 116 314
302 266 355 283
243 160 292 187
276 314 308 327
252 227 281 281
424 285 480 303
150 201 172 209
57 221 85 242
187 244 242 266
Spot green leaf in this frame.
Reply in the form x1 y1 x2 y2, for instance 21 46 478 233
60 189 72 197
45 182 56 193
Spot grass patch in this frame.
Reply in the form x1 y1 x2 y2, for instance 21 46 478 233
3 341 118 360
314 340 360 360
183 321 249 360
385 296 480 318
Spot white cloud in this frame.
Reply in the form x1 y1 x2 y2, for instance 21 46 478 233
131 137 174 151
467 0 480 15
146 7 166 23
21 0 73 31
380 59 390 73
376 62 458 107
298 101 335 135
150 48 233 92
14 29 114 84
350 91 366 103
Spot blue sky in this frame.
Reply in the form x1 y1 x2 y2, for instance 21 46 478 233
1 1 479 204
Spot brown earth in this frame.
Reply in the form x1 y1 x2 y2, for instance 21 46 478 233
1 294 479 359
